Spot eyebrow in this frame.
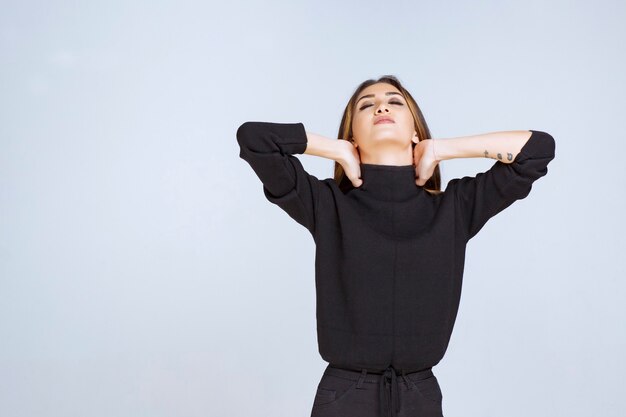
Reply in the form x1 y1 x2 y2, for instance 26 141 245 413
355 91 404 105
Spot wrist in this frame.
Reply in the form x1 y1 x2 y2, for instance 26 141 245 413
304 132 341 161
333 139 354 165
431 138 452 161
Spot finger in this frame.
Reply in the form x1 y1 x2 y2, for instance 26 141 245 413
427 167 435 181
348 172 362 187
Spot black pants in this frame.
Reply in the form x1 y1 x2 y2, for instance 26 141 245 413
310 364 444 417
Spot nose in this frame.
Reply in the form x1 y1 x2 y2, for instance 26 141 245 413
376 106 390 114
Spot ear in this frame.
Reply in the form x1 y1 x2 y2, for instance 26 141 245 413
411 131 419 144
350 137 358 148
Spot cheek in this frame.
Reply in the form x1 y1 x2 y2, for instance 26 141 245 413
352 115 368 134
395 119 415 140
396 113 414 131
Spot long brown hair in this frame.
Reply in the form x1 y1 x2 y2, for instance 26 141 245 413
334 75 442 195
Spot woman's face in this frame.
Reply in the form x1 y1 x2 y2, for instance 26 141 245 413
351 83 418 163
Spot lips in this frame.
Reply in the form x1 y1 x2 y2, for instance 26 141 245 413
374 117 395 125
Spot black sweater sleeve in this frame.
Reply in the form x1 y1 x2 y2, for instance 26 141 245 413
236 121 322 236
448 130 556 241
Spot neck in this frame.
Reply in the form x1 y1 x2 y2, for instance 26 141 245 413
357 163 420 201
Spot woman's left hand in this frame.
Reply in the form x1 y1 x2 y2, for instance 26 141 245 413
413 139 440 187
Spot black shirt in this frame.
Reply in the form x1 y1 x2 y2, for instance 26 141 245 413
236 121 556 373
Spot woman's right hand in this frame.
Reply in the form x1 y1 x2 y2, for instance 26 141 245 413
301 131 363 187
336 139 363 188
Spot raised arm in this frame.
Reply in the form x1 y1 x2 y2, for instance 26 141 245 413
236 121 326 237
435 130 537 162
439 130 556 240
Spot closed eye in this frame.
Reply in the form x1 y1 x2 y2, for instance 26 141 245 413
359 100 404 110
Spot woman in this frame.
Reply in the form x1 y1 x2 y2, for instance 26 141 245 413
236 75 555 417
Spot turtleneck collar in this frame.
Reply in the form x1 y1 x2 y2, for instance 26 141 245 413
357 163 421 201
